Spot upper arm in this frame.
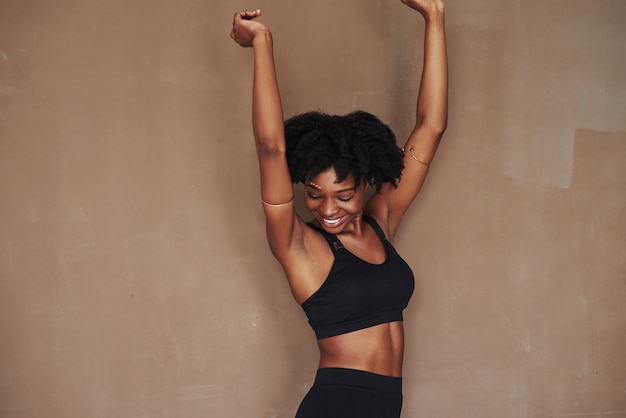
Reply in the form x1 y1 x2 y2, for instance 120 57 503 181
365 125 442 238
256 146 306 262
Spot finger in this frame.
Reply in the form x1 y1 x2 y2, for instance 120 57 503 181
238 9 261 20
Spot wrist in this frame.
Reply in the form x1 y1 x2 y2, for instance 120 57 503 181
424 7 445 23
252 29 273 47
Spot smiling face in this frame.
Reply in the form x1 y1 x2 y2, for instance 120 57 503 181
304 167 368 233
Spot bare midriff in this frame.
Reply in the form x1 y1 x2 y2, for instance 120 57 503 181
316 321 405 377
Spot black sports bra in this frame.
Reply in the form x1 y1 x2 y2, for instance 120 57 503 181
301 216 415 339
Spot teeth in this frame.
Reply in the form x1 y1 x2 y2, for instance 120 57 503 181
324 218 340 225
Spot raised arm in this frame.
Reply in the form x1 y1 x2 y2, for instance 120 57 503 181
231 10 300 258
367 0 448 238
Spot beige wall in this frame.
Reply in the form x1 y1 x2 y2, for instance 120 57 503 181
1 1 625 417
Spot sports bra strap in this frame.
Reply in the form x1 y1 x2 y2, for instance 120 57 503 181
307 216 387 253
363 215 388 241
306 222 344 253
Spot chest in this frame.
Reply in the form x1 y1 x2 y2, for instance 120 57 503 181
303 243 414 309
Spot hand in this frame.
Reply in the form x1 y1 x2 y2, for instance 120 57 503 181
401 0 445 18
230 10 269 47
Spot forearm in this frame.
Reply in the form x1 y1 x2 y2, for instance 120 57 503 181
231 9 293 209
414 9 448 136
252 31 285 155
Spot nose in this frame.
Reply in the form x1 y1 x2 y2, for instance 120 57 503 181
319 198 338 218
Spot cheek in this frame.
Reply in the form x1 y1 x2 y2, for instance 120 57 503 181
351 200 364 211
352 191 367 206
304 198 318 211
343 197 365 212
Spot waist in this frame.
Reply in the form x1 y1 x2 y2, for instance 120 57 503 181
317 321 405 377
313 367 402 395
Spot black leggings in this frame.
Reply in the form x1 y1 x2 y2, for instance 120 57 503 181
295 368 403 418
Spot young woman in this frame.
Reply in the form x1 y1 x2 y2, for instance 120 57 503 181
230 1 447 416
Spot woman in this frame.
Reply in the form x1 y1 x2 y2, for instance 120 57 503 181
230 1 447 416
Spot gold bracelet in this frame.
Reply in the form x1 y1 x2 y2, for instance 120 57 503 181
403 147 430 166
261 196 294 207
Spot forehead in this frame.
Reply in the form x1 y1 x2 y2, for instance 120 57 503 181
307 168 355 189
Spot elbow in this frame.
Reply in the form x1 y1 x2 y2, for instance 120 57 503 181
435 118 448 138
417 119 447 141
416 110 448 138
440 120 448 139
255 140 286 158
254 126 286 157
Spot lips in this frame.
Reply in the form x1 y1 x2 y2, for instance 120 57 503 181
321 215 345 229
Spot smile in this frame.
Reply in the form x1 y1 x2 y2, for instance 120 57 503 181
321 216 345 227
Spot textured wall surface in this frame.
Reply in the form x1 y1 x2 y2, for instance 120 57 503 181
1 1 625 417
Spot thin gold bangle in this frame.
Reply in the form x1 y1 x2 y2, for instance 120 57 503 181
403 146 430 166
261 196 294 207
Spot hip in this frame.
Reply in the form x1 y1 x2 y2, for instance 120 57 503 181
295 368 402 418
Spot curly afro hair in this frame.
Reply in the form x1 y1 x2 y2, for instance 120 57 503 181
284 110 404 191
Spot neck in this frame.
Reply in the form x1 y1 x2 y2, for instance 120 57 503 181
337 214 365 237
